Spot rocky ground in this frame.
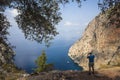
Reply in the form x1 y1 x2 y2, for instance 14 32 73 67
24 67 120 80
1 66 120 80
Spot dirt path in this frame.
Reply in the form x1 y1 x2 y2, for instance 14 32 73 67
25 67 120 80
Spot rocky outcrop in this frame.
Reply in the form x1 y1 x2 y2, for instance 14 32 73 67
0 39 15 73
0 39 28 79
0 39 15 65
68 7 120 70
26 67 120 80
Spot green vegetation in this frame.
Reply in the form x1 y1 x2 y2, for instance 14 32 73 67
0 13 10 42
34 50 54 73
0 63 26 80
106 3 120 28
0 0 119 44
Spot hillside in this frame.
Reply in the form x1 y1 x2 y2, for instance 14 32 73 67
0 39 26 79
68 4 120 70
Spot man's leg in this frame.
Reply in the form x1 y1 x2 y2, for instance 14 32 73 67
89 66 91 75
92 64 94 74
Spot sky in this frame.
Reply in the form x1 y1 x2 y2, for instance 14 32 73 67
5 0 100 45
56 0 100 43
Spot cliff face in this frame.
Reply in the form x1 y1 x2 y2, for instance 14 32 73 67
68 7 120 70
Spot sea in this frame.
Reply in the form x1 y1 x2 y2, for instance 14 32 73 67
8 26 84 73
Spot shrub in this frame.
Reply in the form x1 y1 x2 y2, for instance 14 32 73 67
34 50 54 73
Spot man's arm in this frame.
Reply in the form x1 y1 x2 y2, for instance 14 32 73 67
87 53 90 58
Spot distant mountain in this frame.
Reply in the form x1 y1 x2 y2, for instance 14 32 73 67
68 4 120 70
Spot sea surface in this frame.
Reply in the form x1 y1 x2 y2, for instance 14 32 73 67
8 25 84 73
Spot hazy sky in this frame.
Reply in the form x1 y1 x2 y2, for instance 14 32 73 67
56 0 100 42
5 0 100 44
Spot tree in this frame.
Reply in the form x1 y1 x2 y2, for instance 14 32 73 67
98 0 120 12
34 50 53 73
14 0 62 43
0 13 10 42
0 0 81 44
0 0 120 44
98 0 120 28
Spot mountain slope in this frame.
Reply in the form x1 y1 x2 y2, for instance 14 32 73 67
68 4 120 70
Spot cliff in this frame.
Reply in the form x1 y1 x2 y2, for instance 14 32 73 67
68 5 120 70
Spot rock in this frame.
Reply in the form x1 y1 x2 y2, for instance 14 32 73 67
26 67 120 80
0 40 15 65
68 6 120 70
23 74 30 77
94 74 105 78
0 39 17 78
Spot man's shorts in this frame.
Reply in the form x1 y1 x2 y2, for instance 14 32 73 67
89 62 94 67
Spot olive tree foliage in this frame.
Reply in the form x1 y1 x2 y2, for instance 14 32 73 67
98 0 120 12
0 0 81 44
0 0 120 44
0 13 10 42
13 0 62 43
98 0 120 28
0 0 13 43
0 0 13 11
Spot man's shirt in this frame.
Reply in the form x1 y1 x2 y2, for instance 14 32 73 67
87 54 95 63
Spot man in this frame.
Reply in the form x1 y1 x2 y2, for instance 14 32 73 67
87 52 95 75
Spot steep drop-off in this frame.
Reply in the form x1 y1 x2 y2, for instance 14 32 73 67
68 5 120 70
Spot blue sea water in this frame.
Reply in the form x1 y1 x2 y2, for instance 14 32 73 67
13 40 83 73
8 26 84 73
